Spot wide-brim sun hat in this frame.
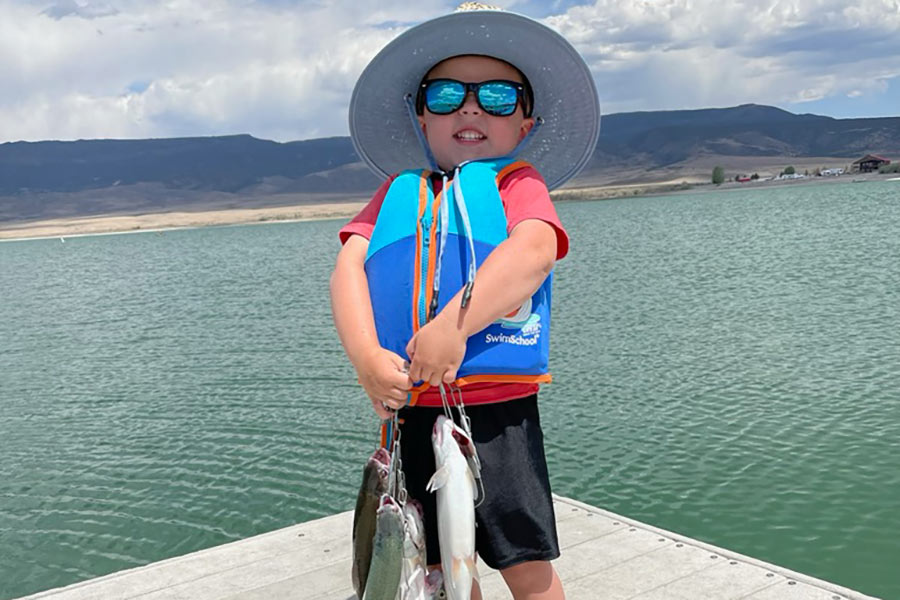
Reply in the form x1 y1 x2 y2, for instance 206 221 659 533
349 5 601 191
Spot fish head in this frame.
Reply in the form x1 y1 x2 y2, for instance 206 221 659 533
401 501 426 555
402 499 426 545
432 415 448 443
450 425 475 458
432 415 458 454
433 415 476 458
371 447 391 466
405 498 424 520
364 449 391 492
376 494 404 521
376 463 389 490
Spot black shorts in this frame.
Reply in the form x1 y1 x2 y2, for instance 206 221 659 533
397 394 560 570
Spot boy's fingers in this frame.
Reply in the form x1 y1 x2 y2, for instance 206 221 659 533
383 396 406 410
389 370 413 390
388 353 410 372
370 397 392 419
442 369 457 384
386 387 408 402
408 361 423 383
418 367 436 387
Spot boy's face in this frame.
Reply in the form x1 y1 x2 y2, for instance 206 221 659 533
417 55 534 172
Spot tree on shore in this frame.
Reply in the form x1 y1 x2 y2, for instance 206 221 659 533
783 165 796 175
712 166 725 184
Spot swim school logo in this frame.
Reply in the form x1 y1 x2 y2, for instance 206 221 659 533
486 298 541 345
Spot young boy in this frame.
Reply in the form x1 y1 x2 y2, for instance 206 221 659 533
331 6 600 599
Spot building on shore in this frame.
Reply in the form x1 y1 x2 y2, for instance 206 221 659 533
851 154 891 173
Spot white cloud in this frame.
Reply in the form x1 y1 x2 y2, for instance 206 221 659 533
0 0 898 142
0 0 431 141
548 0 900 114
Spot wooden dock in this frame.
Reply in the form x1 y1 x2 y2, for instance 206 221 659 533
18 495 880 600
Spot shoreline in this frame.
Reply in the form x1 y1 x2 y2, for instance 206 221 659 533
0 202 367 242
551 170 894 202
1 172 894 242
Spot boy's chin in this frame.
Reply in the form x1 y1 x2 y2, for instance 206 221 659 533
440 148 506 170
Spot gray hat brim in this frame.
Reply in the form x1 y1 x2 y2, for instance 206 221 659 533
349 10 600 190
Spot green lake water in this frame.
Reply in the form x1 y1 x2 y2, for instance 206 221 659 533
1 181 898 599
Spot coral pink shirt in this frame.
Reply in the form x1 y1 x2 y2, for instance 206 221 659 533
339 166 569 406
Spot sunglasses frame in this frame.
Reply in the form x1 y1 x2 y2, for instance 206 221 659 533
415 78 533 118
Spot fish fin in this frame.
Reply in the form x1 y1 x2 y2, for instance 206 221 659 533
449 557 476 596
466 556 479 583
425 466 449 492
452 556 462 580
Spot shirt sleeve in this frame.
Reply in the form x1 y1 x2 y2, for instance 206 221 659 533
338 175 396 245
499 166 570 260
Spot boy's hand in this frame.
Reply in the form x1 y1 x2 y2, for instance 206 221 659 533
357 347 413 419
406 317 467 387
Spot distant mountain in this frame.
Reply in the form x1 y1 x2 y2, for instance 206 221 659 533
0 134 359 195
588 104 900 169
2 104 898 222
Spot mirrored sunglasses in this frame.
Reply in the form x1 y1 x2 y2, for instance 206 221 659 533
417 79 529 117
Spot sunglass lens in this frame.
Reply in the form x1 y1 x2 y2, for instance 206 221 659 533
477 82 518 116
425 81 465 114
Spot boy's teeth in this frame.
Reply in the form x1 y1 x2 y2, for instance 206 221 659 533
456 131 485 140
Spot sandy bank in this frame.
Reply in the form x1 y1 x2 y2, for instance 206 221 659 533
0 202 367 241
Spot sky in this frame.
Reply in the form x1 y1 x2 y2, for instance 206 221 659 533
1 0 899 143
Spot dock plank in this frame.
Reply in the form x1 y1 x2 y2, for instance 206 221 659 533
17 495 880 600
563 543 722 599
629 560 783 600
743 580 856 600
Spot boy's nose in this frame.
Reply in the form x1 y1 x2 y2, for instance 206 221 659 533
459 91 481 114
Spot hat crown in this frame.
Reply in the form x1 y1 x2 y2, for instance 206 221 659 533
455 2 502 11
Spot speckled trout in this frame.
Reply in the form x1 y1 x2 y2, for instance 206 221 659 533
362 495 405 600
426 415 478 600
352 448 391 599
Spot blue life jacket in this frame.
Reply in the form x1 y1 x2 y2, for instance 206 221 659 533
364 159 552 403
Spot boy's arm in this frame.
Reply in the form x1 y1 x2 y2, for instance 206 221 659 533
406 219 557 386
331 235 412 418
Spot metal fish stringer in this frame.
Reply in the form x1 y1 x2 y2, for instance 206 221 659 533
386 412 408 508
438 383 486 508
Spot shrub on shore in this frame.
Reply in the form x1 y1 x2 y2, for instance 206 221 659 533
712 166 725 184
879 163 900 174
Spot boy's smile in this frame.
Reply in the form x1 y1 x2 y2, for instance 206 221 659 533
454 128 487 144
417 55 534 171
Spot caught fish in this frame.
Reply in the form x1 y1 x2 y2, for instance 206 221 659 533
352 447 391 599
426 415 478 600
398 500 427 599
362 495 405 600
